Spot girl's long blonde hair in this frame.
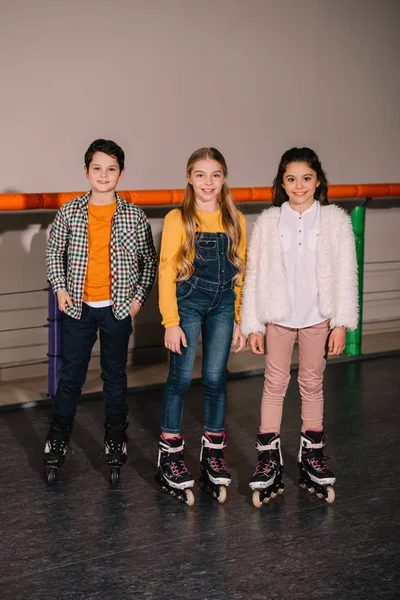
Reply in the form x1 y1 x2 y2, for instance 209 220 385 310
176 147 245 284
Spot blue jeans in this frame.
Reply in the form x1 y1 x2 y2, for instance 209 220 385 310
53 304 133 423
161 277 235 434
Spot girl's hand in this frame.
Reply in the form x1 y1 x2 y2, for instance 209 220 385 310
232 324 247 353
129 299 141 319
56 289 73 313
165 325 187 355
328 327 346 356
249 332 264 355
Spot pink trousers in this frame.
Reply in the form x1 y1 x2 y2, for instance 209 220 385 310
260 321 330 433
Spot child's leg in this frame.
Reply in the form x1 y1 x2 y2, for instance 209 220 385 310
260 324 297 433
98 307 133 419
53 304 98 424
297 320 329 432
201 300 234 434
161 314 202 434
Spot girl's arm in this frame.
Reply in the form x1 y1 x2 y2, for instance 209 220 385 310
233 212 247 324
240 216 266 337
332 211 359 331
158 210 184 329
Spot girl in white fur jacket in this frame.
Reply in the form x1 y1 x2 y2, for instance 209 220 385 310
240 148 358 507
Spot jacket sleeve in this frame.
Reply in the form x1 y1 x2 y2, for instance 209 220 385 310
133 213 157 306
240 216 266 336
46 207 69 293
331 211 359 330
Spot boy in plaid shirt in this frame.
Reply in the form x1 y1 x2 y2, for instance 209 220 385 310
44 139 157 484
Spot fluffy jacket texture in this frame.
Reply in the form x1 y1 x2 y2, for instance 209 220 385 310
241 204 359 336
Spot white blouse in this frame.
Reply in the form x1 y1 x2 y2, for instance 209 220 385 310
275 201 325 329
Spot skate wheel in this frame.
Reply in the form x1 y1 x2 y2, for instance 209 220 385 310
308 487 315 495
46 467 57 484
277 486 284 495
299 482 306 489
252 490 263 509
184 489 195 506
110 469 120 486
270 491 277 499
217 485 227 504
325 486 335 504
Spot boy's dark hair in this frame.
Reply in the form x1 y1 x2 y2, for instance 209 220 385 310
84 139 125 172
272 147 329 207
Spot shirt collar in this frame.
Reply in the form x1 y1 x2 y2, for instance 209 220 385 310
282 200 318 218
78 191 126 212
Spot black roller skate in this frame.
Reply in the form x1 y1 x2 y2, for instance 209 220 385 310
104 417 128 487
249 433 284 508
158 435 195 506
199 432 231 504
298 430 336 504
43 418 73 484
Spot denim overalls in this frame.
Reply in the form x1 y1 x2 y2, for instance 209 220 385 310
161 232 238 434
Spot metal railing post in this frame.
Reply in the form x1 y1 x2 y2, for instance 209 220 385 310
345 201 368 356
47 284 62 397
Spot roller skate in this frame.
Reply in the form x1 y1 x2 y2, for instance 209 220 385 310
43 418 73 484
104 417 128 487
249 433 284 508
298 430 336 504
158 435 195 506
199 432 231 504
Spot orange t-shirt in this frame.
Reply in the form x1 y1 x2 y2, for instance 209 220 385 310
83 201 116 302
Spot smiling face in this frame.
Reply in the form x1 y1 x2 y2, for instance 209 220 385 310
85 151 124 194
282 161 320 212
187 158 225 210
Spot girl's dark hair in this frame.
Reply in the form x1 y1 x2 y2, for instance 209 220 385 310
272 147 329 206
84 139 125 172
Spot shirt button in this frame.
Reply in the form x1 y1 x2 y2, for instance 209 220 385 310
299 242 302 246
298 230 302 233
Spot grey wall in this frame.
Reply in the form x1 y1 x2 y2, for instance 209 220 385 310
1 0 399 192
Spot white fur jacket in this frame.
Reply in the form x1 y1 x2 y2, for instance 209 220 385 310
240 204 359 336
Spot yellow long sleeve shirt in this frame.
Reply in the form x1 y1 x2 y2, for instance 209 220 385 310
159 208 247 328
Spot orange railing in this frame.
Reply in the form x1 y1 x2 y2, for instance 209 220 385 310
0 184 400 210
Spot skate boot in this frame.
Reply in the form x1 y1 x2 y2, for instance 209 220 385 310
104 417 128 486
298 430 336 504
43 417 73 484
158 435 195 506
200 432 231 504
249 433 284 508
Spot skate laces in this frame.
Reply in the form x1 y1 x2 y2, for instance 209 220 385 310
105 424 128 454
310 455 330 471
48 438 69 455
208 454 227 472
255 455 277 475
169 457 189 476
106 438 126 454
303 449 330 472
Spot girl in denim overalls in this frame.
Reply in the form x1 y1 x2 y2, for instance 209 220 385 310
157 147 247 505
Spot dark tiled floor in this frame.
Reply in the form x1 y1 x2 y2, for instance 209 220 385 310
0 357 399 599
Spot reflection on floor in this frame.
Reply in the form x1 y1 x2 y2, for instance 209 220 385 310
0 356 398 599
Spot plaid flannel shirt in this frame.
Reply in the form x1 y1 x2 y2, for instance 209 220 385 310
47 192 157 320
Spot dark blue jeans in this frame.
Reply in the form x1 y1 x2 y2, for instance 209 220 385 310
53 304 133 422
161 277 235 434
